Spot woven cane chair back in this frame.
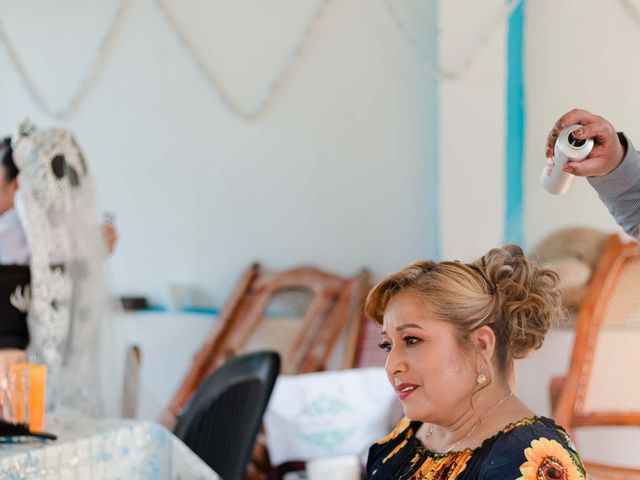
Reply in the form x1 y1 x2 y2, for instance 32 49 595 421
552 234 640 475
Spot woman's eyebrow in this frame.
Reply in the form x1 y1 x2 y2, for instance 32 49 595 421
397 323 424 331
381 323 424 335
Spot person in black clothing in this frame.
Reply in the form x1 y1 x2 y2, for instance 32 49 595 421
0 138 30 370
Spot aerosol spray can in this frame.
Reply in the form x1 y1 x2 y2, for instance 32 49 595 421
540 124 594 195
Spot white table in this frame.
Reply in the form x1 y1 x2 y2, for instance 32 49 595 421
0 417 219 479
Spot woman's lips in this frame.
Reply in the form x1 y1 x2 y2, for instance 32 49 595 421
395 383 419 400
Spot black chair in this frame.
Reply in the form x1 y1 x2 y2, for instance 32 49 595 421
174 350 280 480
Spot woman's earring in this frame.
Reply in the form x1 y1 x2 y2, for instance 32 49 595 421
476 366 487 385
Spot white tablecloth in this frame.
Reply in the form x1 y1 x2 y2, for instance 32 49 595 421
0 417 219 479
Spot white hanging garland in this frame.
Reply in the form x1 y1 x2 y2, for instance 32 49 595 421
0 0 130 120
1 0 525 120
619 0 640 25
0 0 331 121
155 0 332 120
383 0 523 80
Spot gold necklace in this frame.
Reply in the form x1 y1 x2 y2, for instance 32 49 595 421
422 391 513 454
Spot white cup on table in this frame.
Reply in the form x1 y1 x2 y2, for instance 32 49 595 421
306 455 361 480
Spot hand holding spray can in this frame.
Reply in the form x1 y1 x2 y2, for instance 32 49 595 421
540 124 594 195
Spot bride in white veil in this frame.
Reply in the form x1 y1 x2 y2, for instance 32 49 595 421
12 122 118 417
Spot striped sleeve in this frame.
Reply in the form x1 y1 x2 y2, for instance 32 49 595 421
588 133 640 240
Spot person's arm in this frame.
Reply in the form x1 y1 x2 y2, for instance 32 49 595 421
102 222 117 255
546 109 640 239
587 134 640 239
0 348 26 372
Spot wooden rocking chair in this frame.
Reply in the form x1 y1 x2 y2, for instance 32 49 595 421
161 263 370 427
551 234 640 477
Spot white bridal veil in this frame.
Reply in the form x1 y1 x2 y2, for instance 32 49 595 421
12 122 116 416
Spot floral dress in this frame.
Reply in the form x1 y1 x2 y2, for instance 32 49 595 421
366 417 586 479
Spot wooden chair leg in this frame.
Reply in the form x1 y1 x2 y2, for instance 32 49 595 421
122 344 142 419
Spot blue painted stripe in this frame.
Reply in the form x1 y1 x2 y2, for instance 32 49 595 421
505 0 525 245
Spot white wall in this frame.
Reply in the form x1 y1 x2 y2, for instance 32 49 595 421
439 0 507 261
4 1 639 304
525 0 640 248
441 0 640 257
0 0 439 307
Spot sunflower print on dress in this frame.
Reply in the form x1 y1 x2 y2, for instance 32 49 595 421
517 438 586 480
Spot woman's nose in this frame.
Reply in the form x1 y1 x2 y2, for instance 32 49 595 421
386 346 406 375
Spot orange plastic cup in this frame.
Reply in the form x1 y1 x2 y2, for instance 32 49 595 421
11 364 46 431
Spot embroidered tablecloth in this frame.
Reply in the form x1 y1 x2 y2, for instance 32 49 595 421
0 417 219 479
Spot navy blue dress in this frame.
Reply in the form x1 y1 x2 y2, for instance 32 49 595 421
367 416 586 479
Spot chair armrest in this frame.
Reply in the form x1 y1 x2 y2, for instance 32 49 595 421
585 461 640 479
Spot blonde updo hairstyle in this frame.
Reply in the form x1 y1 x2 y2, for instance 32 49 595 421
365 244 562 376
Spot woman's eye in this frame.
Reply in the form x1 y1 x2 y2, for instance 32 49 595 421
377 341 392 352
404 336 421 346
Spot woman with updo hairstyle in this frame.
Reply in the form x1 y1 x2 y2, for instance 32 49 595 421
366 245 587 480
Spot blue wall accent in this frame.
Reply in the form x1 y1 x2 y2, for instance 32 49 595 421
505 0 525 245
